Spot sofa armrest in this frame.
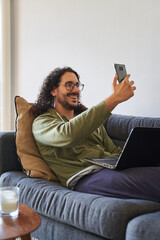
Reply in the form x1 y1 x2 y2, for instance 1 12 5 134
0 131 22 175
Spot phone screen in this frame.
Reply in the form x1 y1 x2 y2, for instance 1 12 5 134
114 64 127 83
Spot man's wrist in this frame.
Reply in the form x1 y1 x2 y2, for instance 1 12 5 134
103 94 120 112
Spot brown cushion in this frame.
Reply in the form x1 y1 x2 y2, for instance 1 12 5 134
15 96 58 181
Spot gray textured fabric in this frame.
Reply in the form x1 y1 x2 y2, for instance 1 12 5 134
126 211 160 240
1 171 160 240
104 114 160 141
31 214 109 240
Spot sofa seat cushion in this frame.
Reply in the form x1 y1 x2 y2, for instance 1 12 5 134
126 211 160 240
1 172 160 240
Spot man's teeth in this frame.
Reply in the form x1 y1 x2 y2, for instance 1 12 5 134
69 95 78 98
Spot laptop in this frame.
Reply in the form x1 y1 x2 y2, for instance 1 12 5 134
85 127 160 170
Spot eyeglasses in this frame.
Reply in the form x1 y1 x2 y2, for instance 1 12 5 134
58 82 84 91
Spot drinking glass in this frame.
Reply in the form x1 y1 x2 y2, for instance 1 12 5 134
0 186 19 217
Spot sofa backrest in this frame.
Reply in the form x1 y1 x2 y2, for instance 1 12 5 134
104 114 160 148
1 114 160 175
0 131 22 175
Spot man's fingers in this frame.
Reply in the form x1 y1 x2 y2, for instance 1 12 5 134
113 73 136 92
129 80 134 85
124 74 130 82
113 74 118 87
129 80 136 91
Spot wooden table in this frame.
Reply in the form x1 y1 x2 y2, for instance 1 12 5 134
0 203 41 240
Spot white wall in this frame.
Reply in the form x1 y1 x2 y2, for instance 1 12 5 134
11 0 160 129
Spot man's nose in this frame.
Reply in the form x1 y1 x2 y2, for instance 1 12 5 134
72 84 80 92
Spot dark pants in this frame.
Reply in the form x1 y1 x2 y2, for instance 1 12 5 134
74 167 160 202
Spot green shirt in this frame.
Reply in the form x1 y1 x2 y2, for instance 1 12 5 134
32 101 122 186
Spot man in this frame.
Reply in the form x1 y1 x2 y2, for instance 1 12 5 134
32 67 160 202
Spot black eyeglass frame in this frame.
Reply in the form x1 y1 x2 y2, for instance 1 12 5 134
58 82 84 91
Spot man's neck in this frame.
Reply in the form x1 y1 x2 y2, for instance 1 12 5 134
55 106 75 120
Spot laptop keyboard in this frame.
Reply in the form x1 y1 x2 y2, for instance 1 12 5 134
86 156 119 166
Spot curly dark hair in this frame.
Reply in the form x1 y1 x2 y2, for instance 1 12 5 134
31 67 87 117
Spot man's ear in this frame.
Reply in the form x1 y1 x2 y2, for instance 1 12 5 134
50 88 57 97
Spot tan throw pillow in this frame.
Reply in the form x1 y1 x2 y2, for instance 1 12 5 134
15 96 58 181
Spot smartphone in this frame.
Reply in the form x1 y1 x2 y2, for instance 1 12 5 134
114 64 127 83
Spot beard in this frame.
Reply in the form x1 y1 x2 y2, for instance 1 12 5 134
56 92 80 110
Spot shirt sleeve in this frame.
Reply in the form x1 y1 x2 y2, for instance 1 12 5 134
101 125 122 156
32 101 111 148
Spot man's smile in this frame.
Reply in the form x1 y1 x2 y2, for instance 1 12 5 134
67 93 79 101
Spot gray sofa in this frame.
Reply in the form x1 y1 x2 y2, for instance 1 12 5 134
0 114 160 240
